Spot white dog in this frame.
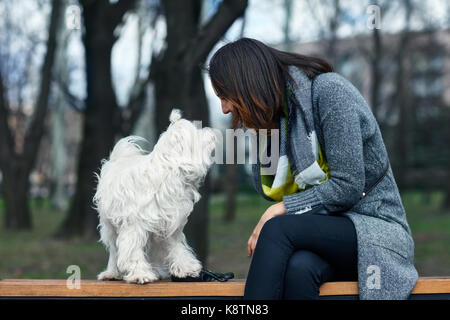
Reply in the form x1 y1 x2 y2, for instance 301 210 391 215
94 109 216 284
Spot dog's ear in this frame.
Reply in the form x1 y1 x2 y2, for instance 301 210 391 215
169 109 182 124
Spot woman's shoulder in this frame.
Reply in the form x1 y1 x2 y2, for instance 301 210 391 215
313 72 359 96
312 72 370 116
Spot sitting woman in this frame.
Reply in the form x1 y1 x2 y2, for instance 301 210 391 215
207 37 418 300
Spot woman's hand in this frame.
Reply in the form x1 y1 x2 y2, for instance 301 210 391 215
247 201 286 257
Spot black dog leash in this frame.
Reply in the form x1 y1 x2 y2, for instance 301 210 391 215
171 269 234 282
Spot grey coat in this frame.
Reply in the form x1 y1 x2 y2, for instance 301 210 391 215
251 68 418 300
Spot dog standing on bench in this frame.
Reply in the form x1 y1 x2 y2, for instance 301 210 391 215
94 109 217 284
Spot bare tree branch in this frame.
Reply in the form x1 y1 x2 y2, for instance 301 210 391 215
108 0 138 31
119 77 149 136
305 0 328 39
54 74 86 112
119 0 162 135
22 0 62 171
184 0 248 72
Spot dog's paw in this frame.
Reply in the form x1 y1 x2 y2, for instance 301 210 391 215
123 271 158 284
97 270 122 281
170 259 202 278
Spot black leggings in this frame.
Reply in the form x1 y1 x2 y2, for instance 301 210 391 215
244 213 358 300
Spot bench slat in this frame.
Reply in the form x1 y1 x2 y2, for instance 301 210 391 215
0 277 449 297
0 279 244 297
319 277 450 296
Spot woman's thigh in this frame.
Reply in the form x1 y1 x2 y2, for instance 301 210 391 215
260 213 358 280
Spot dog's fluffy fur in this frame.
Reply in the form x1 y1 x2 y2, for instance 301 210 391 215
94 109 216 284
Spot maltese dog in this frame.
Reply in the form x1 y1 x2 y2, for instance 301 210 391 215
94 109 217 284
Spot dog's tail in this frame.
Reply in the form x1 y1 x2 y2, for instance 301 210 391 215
109 136 148 161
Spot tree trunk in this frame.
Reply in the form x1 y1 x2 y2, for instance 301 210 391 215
393 0 413 189
150 0 247 264
56 1 131 238
0 0 62 230
442 111 450 211
3 162 32 229
50 92 69 211
152 56 212 262
224 163 237 222
282 0 293 52
51 10 71 212
370 27 382 121
443 179 450 211
326 0 341 65
57 43 117 237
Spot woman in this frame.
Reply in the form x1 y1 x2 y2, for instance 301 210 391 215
207 38 418 300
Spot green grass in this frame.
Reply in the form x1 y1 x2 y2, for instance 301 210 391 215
0 207 107 279
400 191 450 276
207 193 271 277
0 190 449 280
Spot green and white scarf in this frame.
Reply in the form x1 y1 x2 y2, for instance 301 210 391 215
260 66 330 202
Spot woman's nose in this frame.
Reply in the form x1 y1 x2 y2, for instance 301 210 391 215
221 100 232 114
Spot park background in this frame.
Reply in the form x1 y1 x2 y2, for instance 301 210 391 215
0 0 449 280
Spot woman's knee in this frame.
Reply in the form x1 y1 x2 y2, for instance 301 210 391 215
285 250 335 284
260 214 318 244
286 251 318 279
284 250 335 299
259 216 284 240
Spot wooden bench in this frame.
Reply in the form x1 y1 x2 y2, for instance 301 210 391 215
0 277 449 299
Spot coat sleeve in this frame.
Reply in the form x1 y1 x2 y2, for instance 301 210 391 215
282 74 366 214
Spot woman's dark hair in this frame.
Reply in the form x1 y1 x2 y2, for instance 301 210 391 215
207 37 333 130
